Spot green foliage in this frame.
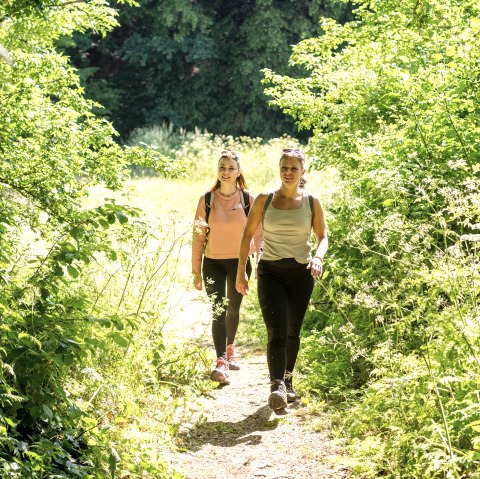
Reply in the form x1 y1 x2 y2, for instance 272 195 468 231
0 1 195 477
264 0 480 477
127 123 305 192
62 0 352 139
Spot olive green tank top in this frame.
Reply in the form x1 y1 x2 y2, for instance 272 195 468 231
261 193 313 263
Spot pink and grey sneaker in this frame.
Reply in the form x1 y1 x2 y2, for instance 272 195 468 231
226 344 240 370
210 357 230 384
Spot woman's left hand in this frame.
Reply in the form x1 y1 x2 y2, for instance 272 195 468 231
307 256 323 279
236 272 250 295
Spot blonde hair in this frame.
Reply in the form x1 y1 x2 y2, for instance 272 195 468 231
280 148 307 188
211 147 249 191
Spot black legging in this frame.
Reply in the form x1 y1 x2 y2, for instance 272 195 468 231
257 258 314 380
203 257 252 359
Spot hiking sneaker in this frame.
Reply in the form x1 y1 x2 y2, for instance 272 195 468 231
226 343 240 370
210 357 230 385
284 374 297 403
268 379 288 411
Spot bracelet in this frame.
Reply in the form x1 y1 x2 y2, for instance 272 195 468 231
313 256 323 262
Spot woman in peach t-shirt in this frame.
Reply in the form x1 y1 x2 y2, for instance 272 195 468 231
192 148 262 385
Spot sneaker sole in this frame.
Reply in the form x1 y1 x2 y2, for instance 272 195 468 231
268 391 288 411
287 393 297 403
227 362 240 370
211 370 230 384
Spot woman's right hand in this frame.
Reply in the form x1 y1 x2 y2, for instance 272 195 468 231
193 273 203 290
235 272 249 296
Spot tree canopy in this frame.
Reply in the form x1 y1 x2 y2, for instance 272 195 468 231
63 0 352 139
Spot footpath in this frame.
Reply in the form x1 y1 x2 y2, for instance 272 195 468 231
163 289 351 479
163 287 351 479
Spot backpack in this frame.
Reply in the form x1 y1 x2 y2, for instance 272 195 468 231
205 189 250 223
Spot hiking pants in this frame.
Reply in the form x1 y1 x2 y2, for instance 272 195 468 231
203 257 252 359
257 258 314 381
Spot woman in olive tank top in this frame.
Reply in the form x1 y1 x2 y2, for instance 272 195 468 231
236 148 328 413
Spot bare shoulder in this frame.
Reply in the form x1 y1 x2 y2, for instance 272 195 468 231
303 190 320 202
249 192 271 212
255 192 272 200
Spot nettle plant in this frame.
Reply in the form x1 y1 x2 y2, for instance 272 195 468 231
0 1 186 477
264 0 480 477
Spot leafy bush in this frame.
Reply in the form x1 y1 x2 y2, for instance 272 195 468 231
264 0 480 477
0 2 201 477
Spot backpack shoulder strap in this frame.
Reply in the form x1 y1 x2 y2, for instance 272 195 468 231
263 192 274 214
205 191 214 223
307 193 314 224
240 190 250 216
307 193 314 214
262 192 274 225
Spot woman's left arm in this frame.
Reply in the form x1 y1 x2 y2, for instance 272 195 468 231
307 196 328 278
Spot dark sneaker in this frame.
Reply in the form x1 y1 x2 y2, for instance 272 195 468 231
226 343 240 370
210 357 230 384
268 379 288 411
284 376 297 403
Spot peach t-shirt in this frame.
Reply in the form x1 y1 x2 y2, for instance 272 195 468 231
192 190 263 274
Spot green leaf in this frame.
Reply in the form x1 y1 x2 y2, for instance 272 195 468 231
41 405 53 421
60 242 77 252
53 264 64 277
115 211 128 224
67 265 79 278
30 406 43 420
109 447 121 479
3 416 17 427
109 333 129 348
107 250 118 261
70 226 84 239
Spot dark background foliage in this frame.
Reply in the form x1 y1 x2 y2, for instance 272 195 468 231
62 0 351 140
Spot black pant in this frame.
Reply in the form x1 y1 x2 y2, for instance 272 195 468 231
203 257 252 359
257 258 314 380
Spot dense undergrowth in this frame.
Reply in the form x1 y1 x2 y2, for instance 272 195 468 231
0 192 211 478
4 0 480 478
263 0 480 477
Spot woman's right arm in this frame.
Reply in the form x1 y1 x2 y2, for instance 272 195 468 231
192 195 207 290
236 193 267 295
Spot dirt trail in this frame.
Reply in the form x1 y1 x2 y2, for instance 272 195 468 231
164 290 351 479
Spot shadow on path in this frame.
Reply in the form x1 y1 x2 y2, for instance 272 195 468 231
177 405 280 451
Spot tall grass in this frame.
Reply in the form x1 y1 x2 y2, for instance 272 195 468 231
128 123 340 203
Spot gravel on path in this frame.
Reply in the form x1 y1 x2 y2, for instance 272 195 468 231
166 351 351 479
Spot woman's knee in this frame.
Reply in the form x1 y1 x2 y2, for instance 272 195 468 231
266 329 287 346
286 334 300 344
